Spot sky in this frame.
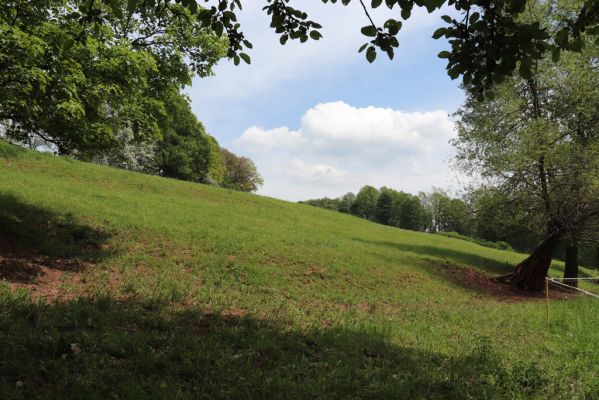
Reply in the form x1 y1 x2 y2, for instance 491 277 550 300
188 2 465 201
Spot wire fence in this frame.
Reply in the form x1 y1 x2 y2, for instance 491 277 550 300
545 276 599 321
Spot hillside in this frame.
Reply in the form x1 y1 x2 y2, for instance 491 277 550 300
1 141 598 399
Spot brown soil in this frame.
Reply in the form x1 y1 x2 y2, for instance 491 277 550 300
438 262 574 301
0 233 88 301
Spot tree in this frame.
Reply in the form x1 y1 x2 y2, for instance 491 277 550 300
220 148 263 192
338 192 356 214
153 92 223 184
389 191 429 231
375 187 395 225
37 0 599 97
467 187 540 252
350 185 380 221
419 188 450 233
1 1 226 158
453 2 599 291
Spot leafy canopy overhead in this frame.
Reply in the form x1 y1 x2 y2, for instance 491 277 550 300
60 0 599 95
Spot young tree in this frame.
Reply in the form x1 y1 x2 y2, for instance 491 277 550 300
453 2 599 291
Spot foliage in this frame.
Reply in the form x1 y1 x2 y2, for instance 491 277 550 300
419 189 473 235
38 0 599 97
454 2 599 251
389 191 430 231
0 0 227 158
153 92 223 184
337 192 356 214
438 231 514 251
466 187 540 252
350 185 380 220
220 148 263 192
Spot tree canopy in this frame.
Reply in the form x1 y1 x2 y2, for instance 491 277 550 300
26 0 599 97
453 0 599 290
1 0 227 157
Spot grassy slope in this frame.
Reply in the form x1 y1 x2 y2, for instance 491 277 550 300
1 141 598 399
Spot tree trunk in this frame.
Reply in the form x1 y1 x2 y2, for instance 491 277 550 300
564 244 579 288
496 234 561 292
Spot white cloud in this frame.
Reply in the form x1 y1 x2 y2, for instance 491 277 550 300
287 159 354 185
236 126 303 153
190 3 446 101
234 101 461 201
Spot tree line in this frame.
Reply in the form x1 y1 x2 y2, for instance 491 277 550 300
301 184 599 269
0 1 262 192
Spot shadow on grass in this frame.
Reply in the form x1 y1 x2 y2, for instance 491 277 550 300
353 237 516 276
0 194 113 283
0 292 560 400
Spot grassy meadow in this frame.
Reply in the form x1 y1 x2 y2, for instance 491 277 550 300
1 141 598 399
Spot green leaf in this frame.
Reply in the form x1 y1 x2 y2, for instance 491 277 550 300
555 28 569 46
372 0 383 7
432 27 446 39
239 52 251 64
518 60 532 79
361 25 378 37
438 50 451 58
366 46 377 63
127 0 137 14
401 7 411 20
189 0 197 14
309 31 322 40
108 0 122 18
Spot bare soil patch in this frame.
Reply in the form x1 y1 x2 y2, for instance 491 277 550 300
438 262 573 301
0 232 90 301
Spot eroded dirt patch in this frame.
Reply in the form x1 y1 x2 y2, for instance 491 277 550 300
0 252 89 301
437 262 573 301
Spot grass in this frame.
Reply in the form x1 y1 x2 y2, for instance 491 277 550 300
1 140 598 399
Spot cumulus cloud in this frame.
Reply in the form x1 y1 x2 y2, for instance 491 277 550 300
287 159 354 185
233 101 460 201
237 101 454 156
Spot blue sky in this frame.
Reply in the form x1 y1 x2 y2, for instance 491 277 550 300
188 3 464 201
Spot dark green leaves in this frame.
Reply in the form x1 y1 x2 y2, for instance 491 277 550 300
432 27 446 39
366 46 377 62
239 52 251 64
127 0 137 14
361 25 378 37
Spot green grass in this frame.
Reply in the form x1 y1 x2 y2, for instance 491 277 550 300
1 140 598 399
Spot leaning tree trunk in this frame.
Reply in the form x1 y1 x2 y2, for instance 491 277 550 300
496 234 561 292
563 244 579 288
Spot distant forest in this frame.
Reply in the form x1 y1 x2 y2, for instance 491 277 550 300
300 185 599 268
